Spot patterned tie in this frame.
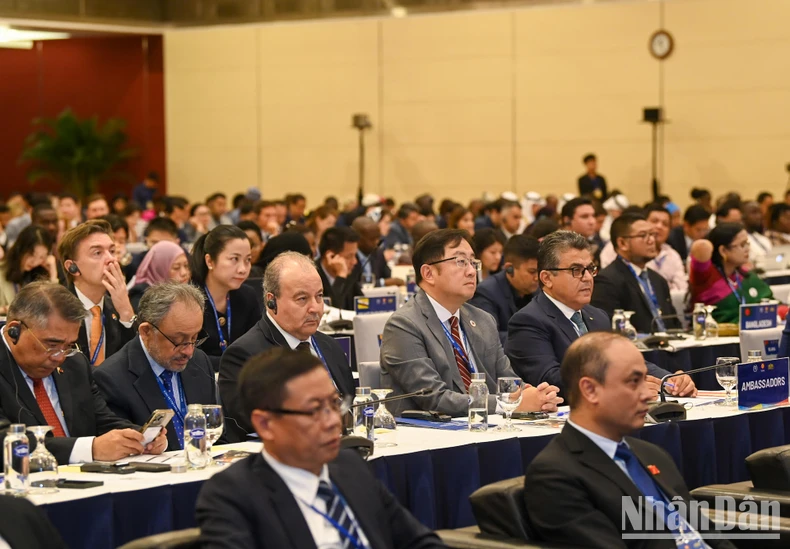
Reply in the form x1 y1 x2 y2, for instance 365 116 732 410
449 317 472 390
570 311 588 336
32 379 66 437
89 305 104 366
159 371 184 449
296 341 312 354
316 480 365 549
638 271 667 332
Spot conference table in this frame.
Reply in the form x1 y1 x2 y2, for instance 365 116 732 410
33 396 790 549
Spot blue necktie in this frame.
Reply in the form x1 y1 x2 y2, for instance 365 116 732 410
159 371 184 449
638 271 666 332
316 480 365 549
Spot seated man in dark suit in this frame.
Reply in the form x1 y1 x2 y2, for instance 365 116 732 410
384 202 422 249
0 494 67 549
198 348 446 549
95 282 219 452
316 227 363 310
469 234 539 344
350 215 404 287
591 213 681 334
58 220 136 366
666 204 710 263
380 229 562 417
506 231 695 398
0 282 167 465
219 251 355 442
524 332 736 549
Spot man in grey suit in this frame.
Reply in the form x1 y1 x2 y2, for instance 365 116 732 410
380 229 562 417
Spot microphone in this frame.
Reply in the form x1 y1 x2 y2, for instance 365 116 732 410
355 238 386 282
658 357 739 402
649 313 687 335
348 387 433 409
326 241 386 331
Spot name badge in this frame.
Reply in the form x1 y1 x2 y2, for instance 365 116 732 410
739 304 777 331
738 358 789 410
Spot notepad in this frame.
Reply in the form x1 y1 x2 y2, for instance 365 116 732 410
396 418 483 430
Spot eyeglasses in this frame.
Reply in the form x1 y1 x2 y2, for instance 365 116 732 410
545 264 599 279
149 323 208 352
21 322 81 358
623 231 659 241
265 395 352 420
427 256 482 271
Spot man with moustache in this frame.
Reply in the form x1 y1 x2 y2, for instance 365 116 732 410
95 283 219 451
219 252 355 442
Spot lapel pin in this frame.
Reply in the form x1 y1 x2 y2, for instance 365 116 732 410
57 367 64 374
111 313 118 321
469 320 476 327
647 464 660 476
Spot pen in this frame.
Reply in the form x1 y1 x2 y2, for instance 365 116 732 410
556 411 569 418
664 382 676 389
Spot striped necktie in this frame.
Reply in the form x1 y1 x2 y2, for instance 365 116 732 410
449 316 472 390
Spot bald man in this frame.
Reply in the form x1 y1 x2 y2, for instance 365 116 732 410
351 216 404 287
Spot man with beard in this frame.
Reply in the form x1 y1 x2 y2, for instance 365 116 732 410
94 282 219 451
219 252 355 442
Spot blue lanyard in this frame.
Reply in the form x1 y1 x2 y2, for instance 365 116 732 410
440 318 476 373
204 287 231 352
302 488 367 549
310 337 339 392
154 372 187 423
90 315 105 366
718 267 745 304
620 257 661 311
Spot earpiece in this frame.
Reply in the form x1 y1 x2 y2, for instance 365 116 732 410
505 265 515 276
67 262 80 275
266 296 278 314
6 323 20 344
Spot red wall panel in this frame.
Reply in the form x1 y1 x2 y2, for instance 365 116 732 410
0 35 165 199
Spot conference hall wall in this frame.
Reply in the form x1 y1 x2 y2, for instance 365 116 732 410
164 0 790 209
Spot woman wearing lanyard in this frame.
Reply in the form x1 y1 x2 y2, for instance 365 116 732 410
190 225 260 371
689 222 773 324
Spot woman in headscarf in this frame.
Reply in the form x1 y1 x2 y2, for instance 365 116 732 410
129 241 191 311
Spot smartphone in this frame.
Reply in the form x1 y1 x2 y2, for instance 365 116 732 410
57 479 104 489
511 411 549 420
139 409 175 445
81 463 136 474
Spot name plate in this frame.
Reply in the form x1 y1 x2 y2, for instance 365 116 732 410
739 304 778 331
737 358 789 410
354 296 397 315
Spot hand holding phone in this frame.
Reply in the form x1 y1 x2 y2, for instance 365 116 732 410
139 409 175 446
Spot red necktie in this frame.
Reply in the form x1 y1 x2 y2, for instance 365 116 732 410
449 316 472 390
32 378 66 437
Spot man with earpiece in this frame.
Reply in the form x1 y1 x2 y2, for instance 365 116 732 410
219 252 356 443
57 220 137 366
0 282 168 466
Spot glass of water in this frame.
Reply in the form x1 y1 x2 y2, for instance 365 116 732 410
715 357 739 407
495 377 523 432
203 405 225 465
362 273 375 290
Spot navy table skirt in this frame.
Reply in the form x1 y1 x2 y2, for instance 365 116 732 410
643 340 742 390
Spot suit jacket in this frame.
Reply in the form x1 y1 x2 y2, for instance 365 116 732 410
352 249 393 284
577 174 608 198
71 290 136 364
199 284 262 372
469 270 529 345
0 344 134 465
591 259 680 334
93 337 219 451
666 226 689 263
505 291 670 397
218 315 355 442
383 220 413 249
0 495 67 549
316 260 362 311
524 423 736 549
128 282 150 313
196 449 444 549
380 289 516 417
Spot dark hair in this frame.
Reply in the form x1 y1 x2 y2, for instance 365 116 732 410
58 219 113 266
231 193 246 209
189 203 206 217
447 206 472 230
561 198 593 222
708 222 746 269
287 194 306 205
757 192 773 204
582 153 596 164
253 200 276 215
644 203 671 219
163 196 189 215
472 228 506 259
307 205 336 232
683 204 710 225
537 230 591 280
144 217 179 238
7 281 87 329
31 203 56 220
503 235 539 266
715 200 741 220
239 348 324 417
190 225 250 285
396 203 420 220
2 225 53 285
206 193 226 204
610 213 647 251
25 193 52 209
122 202 142 216
99 214 129 239
770 203 790 227
690 188 711 201
561 332 624 409
530 217 559 240
58 193 78 203
412 229 474 284
85 193 107 207
239 200 255 216
318 227 359 258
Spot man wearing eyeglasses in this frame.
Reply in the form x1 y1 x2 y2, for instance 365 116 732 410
0 282 167 466
591 213 683 336
506 231 684 399
380 229 562 417
94 282 219 451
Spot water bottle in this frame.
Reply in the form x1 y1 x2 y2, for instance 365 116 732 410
184 404 209 469
611 309 625 333
692 303 707 340
468 373 489 432
352 387 374 442
4 424 29 496
747 350 762 363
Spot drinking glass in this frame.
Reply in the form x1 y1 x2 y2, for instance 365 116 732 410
715 357 739 407
203 405 225 465
362 273 375 290
372 389 397 448
622 311 638 341
704 306 719 338
27 426 58 493
495 377 523 432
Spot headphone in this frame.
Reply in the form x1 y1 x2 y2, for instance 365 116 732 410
67 262 80 275
6 322 20 344
266 295 278 314
505 265 515 276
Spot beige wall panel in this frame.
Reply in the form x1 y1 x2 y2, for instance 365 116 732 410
258 64 379 106
260 105 377 146
168 148 258 201
665 0 789 44
167 70 258 111
166 27 258 70
383 58 511 102
167 109 257 149
258 20 378 65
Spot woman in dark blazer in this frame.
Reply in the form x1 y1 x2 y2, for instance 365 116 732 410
191 225 261 371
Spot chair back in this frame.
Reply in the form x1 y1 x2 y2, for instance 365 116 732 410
353 312 392 364
117 528 201 549
469 476 533 541
740 326 783 361
358 361 383 390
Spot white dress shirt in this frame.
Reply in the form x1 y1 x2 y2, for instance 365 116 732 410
543 292 585 336
748 231 772 261
0 327 94 464
596 243 687 292
261 449 370 549
74 287 134 359
267 312 317 358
